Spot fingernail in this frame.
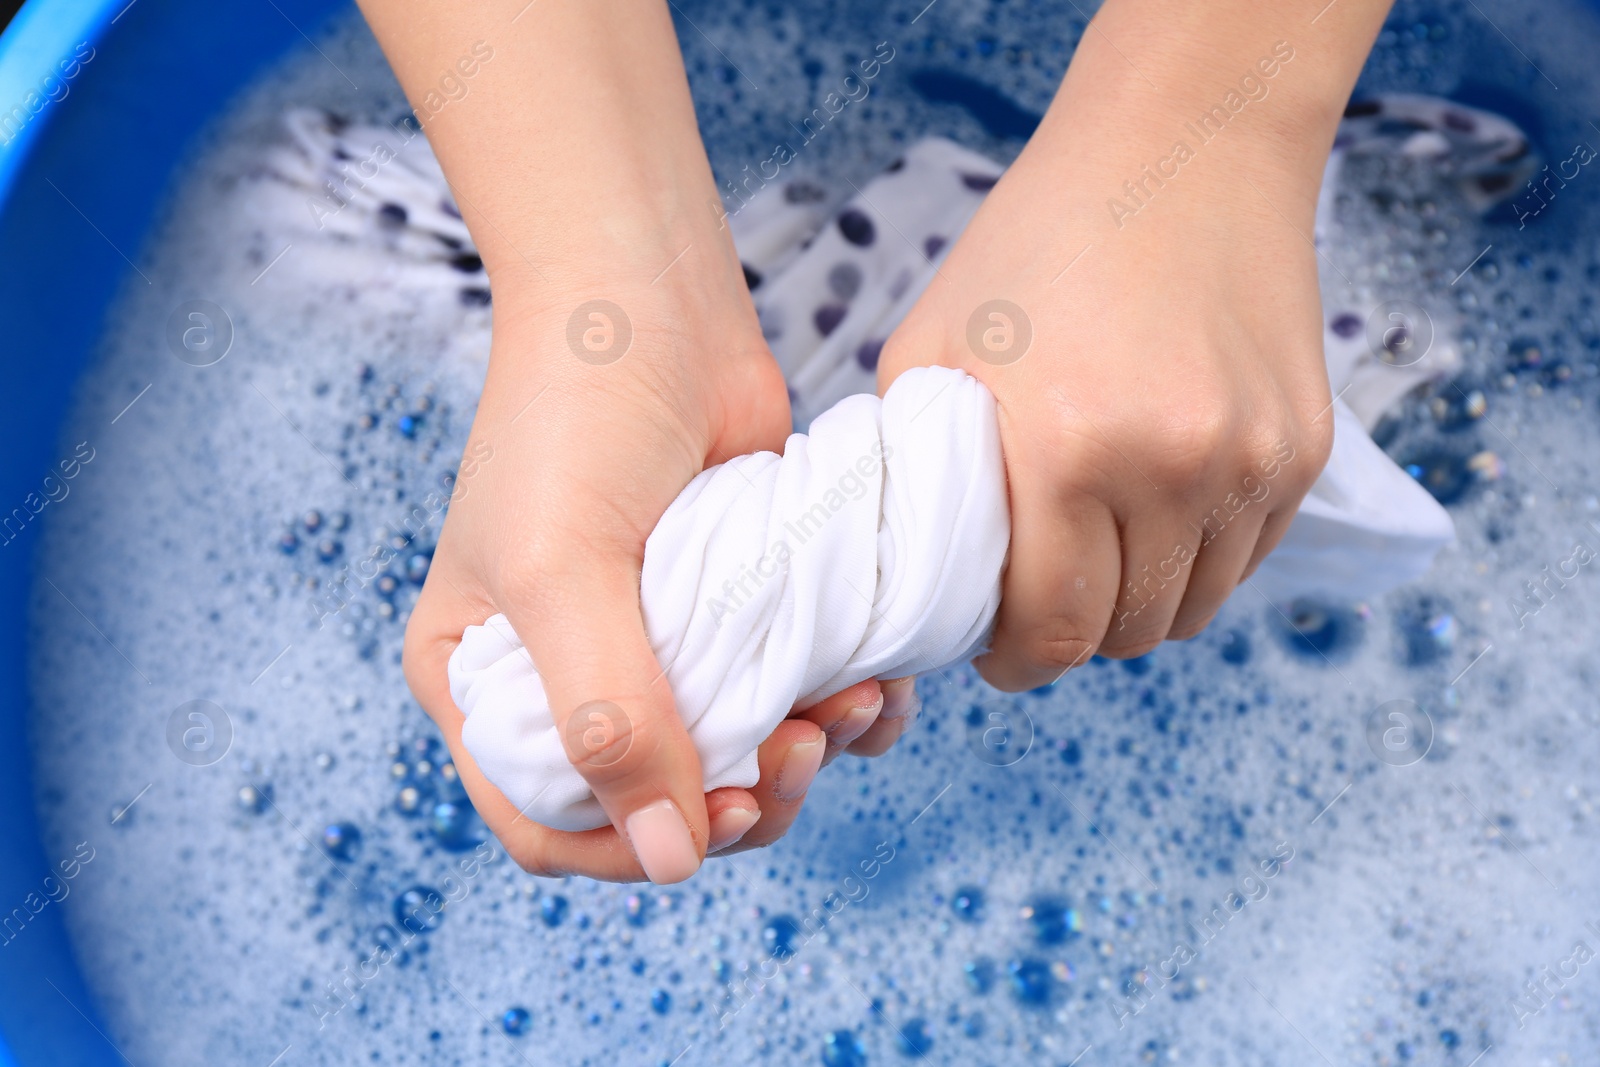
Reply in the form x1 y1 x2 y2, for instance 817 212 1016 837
774 737 826 802
828 692 884 747
881 681 921 725
624 799 700 884
707 806 761 853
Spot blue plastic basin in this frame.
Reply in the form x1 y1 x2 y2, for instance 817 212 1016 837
0 2 344 1061
4 0 1599 1063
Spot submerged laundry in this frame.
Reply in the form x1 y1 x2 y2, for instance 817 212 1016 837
268 95 1533 831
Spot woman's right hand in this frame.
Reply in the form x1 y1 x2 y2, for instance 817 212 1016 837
401 262 914 883
360 0 917 882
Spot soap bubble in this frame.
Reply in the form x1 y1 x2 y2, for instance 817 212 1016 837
394 885 446 935
320 822 361 862
1007 958 1053 1005
821 1030 865 1067
501 1006 531 1035
951 886 984 922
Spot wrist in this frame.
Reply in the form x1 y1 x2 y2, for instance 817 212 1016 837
1015 0 1390 224
485 192 755 328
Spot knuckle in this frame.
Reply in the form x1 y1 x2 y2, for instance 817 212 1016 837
1100 601 1169 657
1020 629 1099 681
1099 634 1163 660
1141 406 1234 489
1168 612 1218 642
1258 401 1333 489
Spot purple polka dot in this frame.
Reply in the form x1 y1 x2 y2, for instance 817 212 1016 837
887 268 913 301
856 339 884 371
1330 313 1362 339
378 202 408 228
785 181 827 204
886 157 906 172
1477 173 1514 195
742 262 763 290
924 235 947 259
1442 110 1476 133
837 209 876 247
814 304 848 336
441 199 463 219
960 173 999 192
759 307 784 342
1344 99 1382 118
828 262 862 300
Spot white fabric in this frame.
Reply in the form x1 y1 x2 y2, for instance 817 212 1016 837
257 97 1532 830
452 368 1007 830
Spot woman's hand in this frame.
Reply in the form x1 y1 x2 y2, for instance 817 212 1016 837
877 0 1391 688
360 0 916 882
402 271 905 883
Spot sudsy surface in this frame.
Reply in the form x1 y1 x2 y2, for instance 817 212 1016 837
26 1 1600 1064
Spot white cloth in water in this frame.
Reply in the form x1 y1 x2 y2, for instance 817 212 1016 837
260 96 1534 830
451 366 1007 830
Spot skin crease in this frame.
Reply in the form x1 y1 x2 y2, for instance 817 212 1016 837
358 0 1391 882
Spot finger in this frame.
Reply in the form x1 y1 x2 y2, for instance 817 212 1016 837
713 719 826 854
404 552 663 880
1097 514 1203 658
1239 506 1301 585
704 789 763 854
975 481 1120 692
433 685 654 879
502 549 710 885
792 680 883 767
1169 509 1269 640
400 544 491 736
845 676 919 758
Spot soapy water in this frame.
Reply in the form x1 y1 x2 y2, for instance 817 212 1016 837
23 0 1600 1064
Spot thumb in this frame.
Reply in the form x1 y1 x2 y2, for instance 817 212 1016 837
502 552 708 884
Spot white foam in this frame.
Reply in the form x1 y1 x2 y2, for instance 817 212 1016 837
27 2 1600 1064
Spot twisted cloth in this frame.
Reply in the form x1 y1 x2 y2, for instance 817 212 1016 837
450 367 1006 830
260 94 1536 830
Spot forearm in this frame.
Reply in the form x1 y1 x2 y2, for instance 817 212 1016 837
356 0 741 314
1008 0 1393 234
